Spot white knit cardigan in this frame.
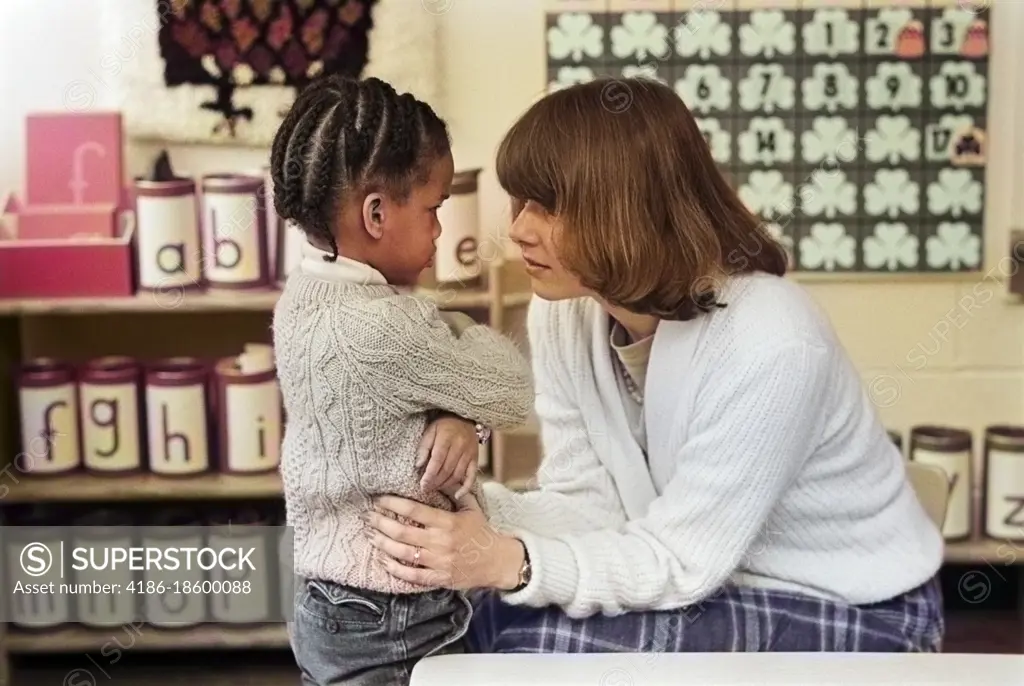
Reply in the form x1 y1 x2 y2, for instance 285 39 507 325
482 273 944 618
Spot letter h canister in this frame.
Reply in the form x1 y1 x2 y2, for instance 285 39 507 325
144 358 211 476
201 174 271 290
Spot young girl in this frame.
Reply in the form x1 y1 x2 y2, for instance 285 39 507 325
270 74 534 685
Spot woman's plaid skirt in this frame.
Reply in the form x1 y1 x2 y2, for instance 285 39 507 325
466 576 943 654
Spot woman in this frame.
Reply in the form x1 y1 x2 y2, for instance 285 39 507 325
365 77 945 653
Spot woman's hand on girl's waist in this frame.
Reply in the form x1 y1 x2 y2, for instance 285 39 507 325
364 492 524 592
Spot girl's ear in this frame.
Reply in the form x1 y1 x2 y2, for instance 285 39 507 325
362 193 385 240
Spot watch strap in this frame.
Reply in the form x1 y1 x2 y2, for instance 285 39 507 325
510 539 532 593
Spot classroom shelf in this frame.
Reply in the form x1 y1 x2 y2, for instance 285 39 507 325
944 539 1024 566
1 472 284 503
0 468 540 504
4 625 289 654
0 286 532 316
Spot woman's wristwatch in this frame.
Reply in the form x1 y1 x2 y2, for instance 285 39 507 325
510 539 532 593
475 423 491 444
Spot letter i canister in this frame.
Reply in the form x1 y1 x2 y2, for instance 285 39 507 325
79 356 143 474
144 358 211 476
214 345 282 474
134 177 203 293
17 359 81 474
201 174 271 290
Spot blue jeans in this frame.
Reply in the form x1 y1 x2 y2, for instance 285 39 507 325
289 577 473 685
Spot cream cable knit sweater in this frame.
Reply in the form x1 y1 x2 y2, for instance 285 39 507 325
482 273 944 617
274 245 533 593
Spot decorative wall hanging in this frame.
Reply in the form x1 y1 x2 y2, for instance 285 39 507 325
544 0 989 274
99 0 443 147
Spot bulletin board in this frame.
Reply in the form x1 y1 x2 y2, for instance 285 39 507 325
544 0 990 274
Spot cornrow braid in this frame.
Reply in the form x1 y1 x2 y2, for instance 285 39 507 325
269 74 451 262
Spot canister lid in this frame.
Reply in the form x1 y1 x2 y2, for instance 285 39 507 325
910 425 972 452
985 425 1024 452
202 173 264 194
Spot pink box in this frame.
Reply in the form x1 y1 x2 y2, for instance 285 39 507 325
0 218 135 298
25 112 124 207
17 204 118 240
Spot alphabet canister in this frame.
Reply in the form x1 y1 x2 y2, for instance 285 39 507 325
984 425 1024 541
134 177 202 293
258 165 278 278
910 425 972 540
71 509 137 627
206 509 273 624
3 509 70 628
434 168 482 285
201 174 271 290
144 358 211 476
142 509 207 628
79 356 143 475
277 508 295 622
213 348 282 474
276 218 304 285
17 359 81 475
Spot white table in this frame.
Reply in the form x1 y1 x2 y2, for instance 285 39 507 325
410 652 1024 685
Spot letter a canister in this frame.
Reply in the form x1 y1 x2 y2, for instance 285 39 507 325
134 177 203 293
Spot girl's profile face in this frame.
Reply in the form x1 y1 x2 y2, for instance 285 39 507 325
367 151 454 286
508 200 588 301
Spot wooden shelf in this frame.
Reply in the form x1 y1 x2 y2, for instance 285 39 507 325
944 538 1024 565
0 286 522 316
4 624 288 654
0 462 539 504
1 471 283 503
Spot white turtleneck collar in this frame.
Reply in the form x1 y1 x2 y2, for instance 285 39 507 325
299 241 389 286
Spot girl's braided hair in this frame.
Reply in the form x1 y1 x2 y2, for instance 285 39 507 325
270 75 450 261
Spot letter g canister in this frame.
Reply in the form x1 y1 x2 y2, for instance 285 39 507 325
79 356 143 475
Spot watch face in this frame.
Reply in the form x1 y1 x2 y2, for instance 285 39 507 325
476 425 492 444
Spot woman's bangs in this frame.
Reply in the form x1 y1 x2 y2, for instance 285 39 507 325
495 106 563 214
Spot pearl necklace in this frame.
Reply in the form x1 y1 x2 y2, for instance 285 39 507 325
612 352 644 404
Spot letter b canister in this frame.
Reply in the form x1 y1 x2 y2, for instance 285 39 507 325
201 174 271 290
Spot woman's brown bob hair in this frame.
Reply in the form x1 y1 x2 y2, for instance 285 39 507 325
496 77 787 320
